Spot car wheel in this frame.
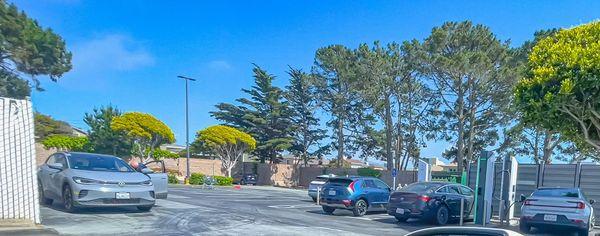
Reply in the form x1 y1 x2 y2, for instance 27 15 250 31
38 181 53 206
137 205 153 212
322 205 335 214
518 221 531 234
395 216 408 222
433 205 449 225
352 199 368 217
62 185 77 213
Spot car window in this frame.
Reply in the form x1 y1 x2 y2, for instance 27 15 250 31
532 188 579 198
459 186 474 196
448 186 461 194
46 154 57 164
373 179 389 189
54 154 68 168
437 186 449 193
402 182 445 194
363 179 377 188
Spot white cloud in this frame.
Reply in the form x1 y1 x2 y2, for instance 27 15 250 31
72 34 155 72
207 60 232 71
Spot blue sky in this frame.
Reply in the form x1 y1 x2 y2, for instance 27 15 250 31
14 0 600 163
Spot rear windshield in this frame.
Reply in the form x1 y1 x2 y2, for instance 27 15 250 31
327 178 354 186
401 182 444 193
315 177 328 181
532 188 579 198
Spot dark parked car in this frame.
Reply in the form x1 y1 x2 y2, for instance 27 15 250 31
388 182 475 225
233 173 258 185
319 176 391 217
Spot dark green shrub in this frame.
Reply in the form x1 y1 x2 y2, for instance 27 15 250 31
189 173 205 185
214 176 233 186
357 168 381 178
168 174 179 184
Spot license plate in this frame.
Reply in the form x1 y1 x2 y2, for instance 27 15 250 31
328 190 336 196
543 214 557 222
116 192 130 199
396 208 405 214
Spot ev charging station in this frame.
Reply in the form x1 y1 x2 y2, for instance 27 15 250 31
418 159 431 182
472 151 519 225
474 151 496 225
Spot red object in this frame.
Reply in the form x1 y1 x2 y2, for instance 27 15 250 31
418 195 431 202
348 181 356 192
342 199 352 207
576 202 585 209
234 185 241 190
523 199 537 205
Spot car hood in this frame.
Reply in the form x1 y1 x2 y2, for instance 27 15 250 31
70 169 150 183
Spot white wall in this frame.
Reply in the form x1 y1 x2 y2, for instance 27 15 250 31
0 97 40 224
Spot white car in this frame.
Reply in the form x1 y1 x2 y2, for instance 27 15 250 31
519 187 595 236
307 174 335 202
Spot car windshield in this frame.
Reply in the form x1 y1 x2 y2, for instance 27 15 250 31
68 153 135 172
401 182 445 193
532 188 579 198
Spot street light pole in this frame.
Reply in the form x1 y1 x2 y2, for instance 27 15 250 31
178 75 196 184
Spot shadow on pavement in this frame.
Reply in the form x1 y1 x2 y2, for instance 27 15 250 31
44 202 150 215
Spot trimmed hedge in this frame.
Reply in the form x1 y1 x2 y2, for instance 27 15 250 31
357 168 381 178
189 173 205 185
214 176 233 186
168 173 179 184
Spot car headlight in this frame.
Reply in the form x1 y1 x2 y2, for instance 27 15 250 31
141 180 153 186
73 177 103 185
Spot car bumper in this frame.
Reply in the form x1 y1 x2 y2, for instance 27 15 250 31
520 215 588 230
71 183 156 207
319 198 353 209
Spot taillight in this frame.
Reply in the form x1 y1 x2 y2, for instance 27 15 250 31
418 195 431 202
524 199 537 205
569 201 586 209
348 181 356 193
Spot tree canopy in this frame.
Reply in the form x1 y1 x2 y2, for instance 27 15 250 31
111 112 174 162
0 0 72 97
196 125 256 177
42 135 89 152
84 105 132 157
515 21 600 151
34 112 73 141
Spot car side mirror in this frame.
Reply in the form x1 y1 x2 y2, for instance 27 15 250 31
590 199 595 205
141 168 153 174
520 194 527 203
48 163 63 170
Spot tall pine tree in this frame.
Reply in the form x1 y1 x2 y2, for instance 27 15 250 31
285 68 328 166
212 65 293 163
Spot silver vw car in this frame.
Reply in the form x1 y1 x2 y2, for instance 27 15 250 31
37 152 165 212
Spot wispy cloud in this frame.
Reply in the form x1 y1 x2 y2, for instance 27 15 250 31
72 34 155 72
207 60 232 71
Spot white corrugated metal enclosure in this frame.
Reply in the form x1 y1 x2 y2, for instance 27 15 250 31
0 97 40 224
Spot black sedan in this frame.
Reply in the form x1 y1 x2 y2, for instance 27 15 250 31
233 173 258 185
387 182 475 225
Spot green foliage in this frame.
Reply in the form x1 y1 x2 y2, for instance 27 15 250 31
327 159 351 168
111 112 175 161
212 65 293 163
196 125 256 177
34 112 73 141
213 176 233 186
285 68 328 165
188 173 205 185
84 105 132 157
42 135 89 151
0 69 30 99
0 0 72 94
515 21 600 151
357 168 381 178
168 173 179 184
419 21 517 171
151 149 179 161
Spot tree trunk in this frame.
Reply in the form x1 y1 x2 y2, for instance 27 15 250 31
384 97 394 170
337 117 344 167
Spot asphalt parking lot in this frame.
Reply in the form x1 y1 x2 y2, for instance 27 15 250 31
17 185 600 236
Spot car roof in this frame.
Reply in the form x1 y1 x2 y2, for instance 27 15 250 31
61 152 121 159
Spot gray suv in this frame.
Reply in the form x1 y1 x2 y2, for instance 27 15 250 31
37 152 165 212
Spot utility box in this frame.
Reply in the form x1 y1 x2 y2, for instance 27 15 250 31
474 150 495 225
0 97 40 224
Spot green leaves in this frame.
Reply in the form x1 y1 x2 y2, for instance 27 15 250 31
197 125 256 151
110 112 175 161
84 105 132 157
0 0 72 96
42 135 89 152
515 21 600 150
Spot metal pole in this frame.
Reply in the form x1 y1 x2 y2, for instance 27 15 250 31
178 75 196 184
185 78 190 182
316 187 321 205
460 198 464 226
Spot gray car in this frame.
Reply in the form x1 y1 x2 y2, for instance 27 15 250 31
37 152 166 212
